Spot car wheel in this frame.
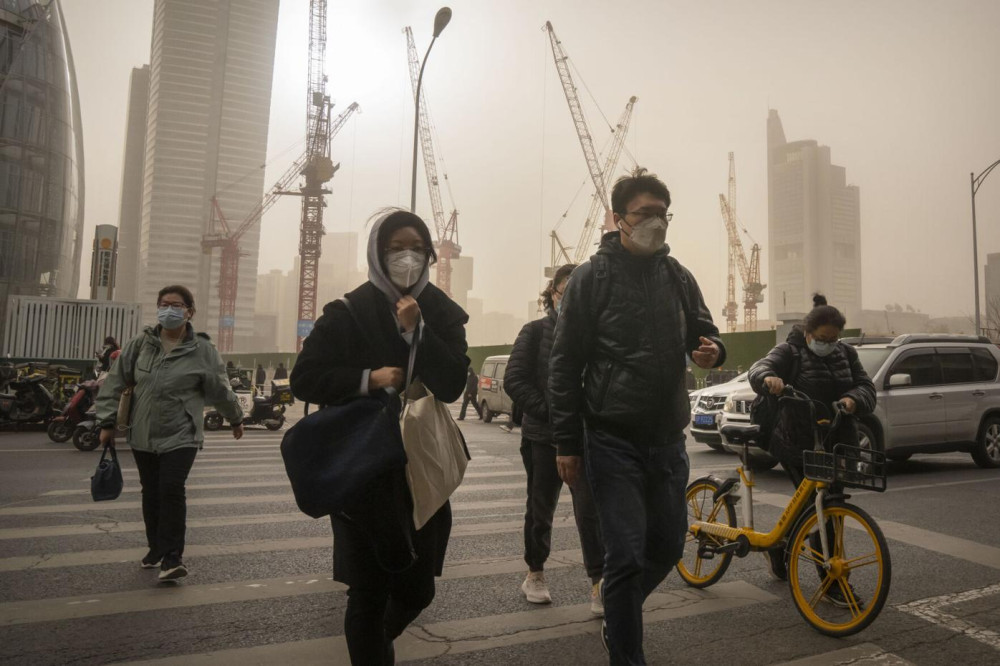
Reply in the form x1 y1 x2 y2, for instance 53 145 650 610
204 413 224 431
481 402 493 424
856 422 882 474
705 440 726 452
971 416 1000 469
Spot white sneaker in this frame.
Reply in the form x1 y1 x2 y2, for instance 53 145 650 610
521 571 552 604
590 579 605 617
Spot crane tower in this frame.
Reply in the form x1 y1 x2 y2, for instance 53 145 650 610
719 152 765 332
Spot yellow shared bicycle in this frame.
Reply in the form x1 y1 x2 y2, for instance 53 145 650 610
677 386 891 637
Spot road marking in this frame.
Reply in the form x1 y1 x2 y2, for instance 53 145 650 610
755 491 1000 571
775 643 914 665
51 470 528 496
881 475 1000 494
0 549 585 626
896 583 1000 652
0 515 582 571
122 580 775 665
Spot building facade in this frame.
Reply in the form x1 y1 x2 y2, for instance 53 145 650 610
985 252 1000 337
88 224 117 300
138 0 279 348
0 0 84 335
767 110 861 320
114 65 149 304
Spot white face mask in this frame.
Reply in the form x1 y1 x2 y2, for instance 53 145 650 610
622 216 668 255
386 249 427 289
808 339 837 357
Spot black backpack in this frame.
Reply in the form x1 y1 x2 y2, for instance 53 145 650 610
749 345 801 452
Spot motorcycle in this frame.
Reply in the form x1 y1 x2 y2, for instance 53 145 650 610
47 380 100 443
205 379 293 432
0 374 58 427
72 409 101 451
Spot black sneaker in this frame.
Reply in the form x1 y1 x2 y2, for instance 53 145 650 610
159 553 188 581
141 550 161 569
824 582 865 610
764 546 787 581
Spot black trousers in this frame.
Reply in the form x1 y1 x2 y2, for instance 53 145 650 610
520 438 604 583
333 515 438 665
131 447 198 558
458 393 481 420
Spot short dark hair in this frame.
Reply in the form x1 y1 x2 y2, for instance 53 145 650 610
610 167 671 216
104 336 117 346
157 285 196 315
540 263 576 311
804 293 846 332
374 209 438 270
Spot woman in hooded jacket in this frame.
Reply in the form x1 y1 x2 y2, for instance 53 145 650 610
290 209 469 665
748 294 876 599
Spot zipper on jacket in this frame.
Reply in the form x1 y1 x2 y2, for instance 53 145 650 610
643 269 667 417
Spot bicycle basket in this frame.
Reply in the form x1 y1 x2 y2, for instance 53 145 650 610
802 443 887 492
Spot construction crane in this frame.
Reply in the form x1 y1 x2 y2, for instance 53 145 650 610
544 22 636 274
404 26 460 297
719 152 765 332
201 102 358 352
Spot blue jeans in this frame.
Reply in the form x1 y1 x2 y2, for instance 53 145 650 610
585 428 690 666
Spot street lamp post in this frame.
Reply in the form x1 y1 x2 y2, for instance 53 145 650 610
410 7 452 213
971 157 1000 336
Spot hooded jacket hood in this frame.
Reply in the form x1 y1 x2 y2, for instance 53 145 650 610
785 325 807 348
366 210 431 303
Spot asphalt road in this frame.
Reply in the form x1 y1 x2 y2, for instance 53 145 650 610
1 408 999 665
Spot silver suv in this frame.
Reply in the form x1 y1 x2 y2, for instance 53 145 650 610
854 335 1000 467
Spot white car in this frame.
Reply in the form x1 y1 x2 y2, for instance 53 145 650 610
690 372 749 451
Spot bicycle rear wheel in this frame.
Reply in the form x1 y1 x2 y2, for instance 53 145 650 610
677 478 737 588
787 502 891 636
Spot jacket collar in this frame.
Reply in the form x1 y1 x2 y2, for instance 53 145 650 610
595 230 670 263
144 323 198 351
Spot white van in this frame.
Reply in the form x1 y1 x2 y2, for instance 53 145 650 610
479 355 512 423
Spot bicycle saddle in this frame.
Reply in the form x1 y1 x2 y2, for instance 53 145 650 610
719 423 760 444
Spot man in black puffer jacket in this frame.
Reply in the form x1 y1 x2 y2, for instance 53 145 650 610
549 168 726 665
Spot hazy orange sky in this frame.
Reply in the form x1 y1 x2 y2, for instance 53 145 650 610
64 0 1000 324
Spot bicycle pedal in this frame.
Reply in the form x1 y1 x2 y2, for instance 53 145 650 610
697 546 716 560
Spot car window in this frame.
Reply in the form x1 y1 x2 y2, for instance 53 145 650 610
856 348 892 378
496 362 507 379
888 351 941 387
938 348 976 385
972 348 999 382
482 362 496 379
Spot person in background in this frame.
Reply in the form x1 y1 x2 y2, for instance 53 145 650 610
290 209 469 665
255 363 266 394
96 336 119 372
273 362 288 381
549 168 726 664
96 285 244 582
504 263 605 615
458 366 482 420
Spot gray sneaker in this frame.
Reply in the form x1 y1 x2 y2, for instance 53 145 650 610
590 579 605 617
521 571 552 604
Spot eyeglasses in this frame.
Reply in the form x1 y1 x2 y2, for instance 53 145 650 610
158 300 187 309
624 208 673 223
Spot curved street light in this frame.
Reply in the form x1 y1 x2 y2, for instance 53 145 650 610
971 157 1000 335
410 7 452 213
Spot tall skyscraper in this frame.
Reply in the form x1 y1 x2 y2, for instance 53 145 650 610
985 252 1000 335
89 225 118 300
0 0 84 334
767 110 862 320
114 65 150 304
138 0 279 349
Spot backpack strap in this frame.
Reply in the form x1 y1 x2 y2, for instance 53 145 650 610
664 256 696 331
590 255 612 320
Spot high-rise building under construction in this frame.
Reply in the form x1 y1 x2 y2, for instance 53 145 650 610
137 0 278 348
767 109 862 320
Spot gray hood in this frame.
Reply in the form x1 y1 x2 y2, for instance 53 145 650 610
367 210 431 303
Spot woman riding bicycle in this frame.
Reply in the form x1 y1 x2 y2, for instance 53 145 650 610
748 294 876 597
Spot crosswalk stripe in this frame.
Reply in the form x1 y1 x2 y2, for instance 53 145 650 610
0 549 585 626
84 465 515 482
121 580 776 665
0 515 581 572
774 643 914 665
51 470 528 496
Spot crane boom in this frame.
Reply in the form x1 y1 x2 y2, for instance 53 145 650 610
544 21 609 213
719 152 765 332
572 96 636 263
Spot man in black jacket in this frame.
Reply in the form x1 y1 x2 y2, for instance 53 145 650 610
549 168 726 665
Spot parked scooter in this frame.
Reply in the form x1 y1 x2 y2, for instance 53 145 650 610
0 374 58 427
72 409 101 451
47 379 100 443
204 378 293 431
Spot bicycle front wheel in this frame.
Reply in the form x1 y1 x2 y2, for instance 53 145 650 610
677 477 737 588
787 502 891 637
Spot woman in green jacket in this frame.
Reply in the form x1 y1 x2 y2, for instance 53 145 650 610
96 285 244 581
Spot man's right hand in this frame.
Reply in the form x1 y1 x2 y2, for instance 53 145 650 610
99 428 115 447
764 376 785 396
557 455 583 488
369 367 405 392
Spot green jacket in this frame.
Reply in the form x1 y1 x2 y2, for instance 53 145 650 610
96 324 244 453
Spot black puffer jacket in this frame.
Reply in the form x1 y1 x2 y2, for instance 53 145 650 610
504 309 557 444
549 232 726 455
748 326 876 466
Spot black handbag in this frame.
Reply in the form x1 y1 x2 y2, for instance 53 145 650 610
91 443 124 502
281 390 407 519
